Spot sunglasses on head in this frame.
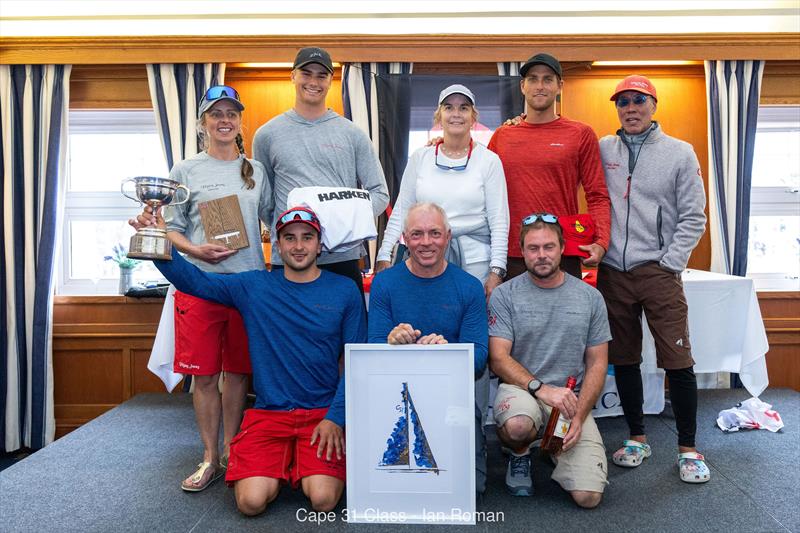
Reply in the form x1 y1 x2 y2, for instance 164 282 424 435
522 213 558 225
615 93 649 108
434 138 474 171
278 209 319 226
204 85 240 102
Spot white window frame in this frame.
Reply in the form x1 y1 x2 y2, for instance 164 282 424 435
747 105 800 291
59 109 167 295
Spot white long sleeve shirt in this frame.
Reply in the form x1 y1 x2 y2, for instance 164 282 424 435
377 142 509 269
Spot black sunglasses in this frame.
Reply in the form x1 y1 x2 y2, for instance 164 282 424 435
615 93 649 108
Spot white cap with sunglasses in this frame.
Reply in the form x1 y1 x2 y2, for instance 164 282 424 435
198 85 244 118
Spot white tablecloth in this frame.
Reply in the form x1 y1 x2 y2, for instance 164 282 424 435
594 269 770 417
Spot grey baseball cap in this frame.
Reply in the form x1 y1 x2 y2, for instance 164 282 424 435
438 84 476 106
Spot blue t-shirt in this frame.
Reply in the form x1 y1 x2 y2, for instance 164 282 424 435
156 251 366 426
368 262 488 376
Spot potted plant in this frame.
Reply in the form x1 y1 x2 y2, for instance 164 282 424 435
104 243 141 295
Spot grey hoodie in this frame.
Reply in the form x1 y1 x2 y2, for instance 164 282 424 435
599 123 706 273
253 109 389 265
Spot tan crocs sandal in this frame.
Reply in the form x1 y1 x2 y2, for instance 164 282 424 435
181 462 223 492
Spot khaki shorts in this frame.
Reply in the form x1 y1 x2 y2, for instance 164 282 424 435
493 383 608 493
597 262 694 369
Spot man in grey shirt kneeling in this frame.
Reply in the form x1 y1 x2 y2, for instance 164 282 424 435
488 214 610 508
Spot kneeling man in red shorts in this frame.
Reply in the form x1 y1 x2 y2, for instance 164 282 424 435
154 207 366 515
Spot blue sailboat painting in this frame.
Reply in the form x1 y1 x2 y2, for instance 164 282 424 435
378 382 441 474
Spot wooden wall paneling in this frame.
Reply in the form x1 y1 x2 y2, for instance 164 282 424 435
71 65 152 109
761 61 800 105
758 292 800 392
53 297 164 437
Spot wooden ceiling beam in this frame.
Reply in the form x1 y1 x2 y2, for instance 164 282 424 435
3 33 799 64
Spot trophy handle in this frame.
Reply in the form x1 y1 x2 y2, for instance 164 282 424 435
120 178 141 204
170 184 190 207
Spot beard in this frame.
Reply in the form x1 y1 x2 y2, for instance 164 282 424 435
526 259 559 280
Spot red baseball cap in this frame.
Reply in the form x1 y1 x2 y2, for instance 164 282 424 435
275 206 321 235
560 214 596 258
610 75 658 102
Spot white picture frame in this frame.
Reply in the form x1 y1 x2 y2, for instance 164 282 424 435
345 343 476 525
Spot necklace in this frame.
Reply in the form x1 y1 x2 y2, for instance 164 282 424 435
440 143 469 158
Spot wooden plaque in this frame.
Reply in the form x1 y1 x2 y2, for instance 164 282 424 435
198 194 250 250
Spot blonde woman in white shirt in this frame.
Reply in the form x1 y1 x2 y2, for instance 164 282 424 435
375 84 509 299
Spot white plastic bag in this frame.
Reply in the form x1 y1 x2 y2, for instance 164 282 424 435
716 397 784 433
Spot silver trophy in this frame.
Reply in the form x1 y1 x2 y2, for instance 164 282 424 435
121 176 190 260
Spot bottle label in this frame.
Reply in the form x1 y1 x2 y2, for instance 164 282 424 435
553 413 571 438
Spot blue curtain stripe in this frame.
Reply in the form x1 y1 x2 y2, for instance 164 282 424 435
1 64 71 451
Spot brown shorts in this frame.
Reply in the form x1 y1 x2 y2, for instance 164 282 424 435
506 255 582 280
597 262 694 369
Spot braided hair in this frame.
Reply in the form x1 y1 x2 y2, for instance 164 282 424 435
235 133 255 190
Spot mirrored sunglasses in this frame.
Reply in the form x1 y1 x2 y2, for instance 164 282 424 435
278 209 318 226
522 213 558 225
204 85 240 102
615 93 649 108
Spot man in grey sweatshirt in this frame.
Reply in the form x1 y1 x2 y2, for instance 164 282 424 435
252 47 389 293
597 75 710 484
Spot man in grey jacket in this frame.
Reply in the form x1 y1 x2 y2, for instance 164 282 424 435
597 75 710 484
252 47 389 293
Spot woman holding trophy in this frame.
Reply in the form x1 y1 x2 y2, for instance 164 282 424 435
131 85 272 492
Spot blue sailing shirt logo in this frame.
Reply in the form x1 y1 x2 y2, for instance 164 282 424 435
378 382 441 474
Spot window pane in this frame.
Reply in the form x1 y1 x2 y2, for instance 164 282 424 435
747 215 800 277
752 130 800 189
69 220 165 283
69 132 168 192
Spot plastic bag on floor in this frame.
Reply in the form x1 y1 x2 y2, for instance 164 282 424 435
716 397 784 433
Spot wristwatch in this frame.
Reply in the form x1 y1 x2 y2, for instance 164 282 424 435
490 266 506 279
527 378 543 398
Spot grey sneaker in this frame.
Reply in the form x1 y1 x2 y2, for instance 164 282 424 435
506 453 533 496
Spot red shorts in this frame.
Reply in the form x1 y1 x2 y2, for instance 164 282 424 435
225 408 346 488
173 290 251 375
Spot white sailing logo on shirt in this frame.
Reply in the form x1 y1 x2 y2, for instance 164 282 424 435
550 143 564 147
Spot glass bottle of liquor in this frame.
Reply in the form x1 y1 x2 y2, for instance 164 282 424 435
541 376 577 454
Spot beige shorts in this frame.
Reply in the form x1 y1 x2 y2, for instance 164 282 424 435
493 383 608 493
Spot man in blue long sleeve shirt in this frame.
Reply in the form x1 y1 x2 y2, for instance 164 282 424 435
155 206 366 516
368 202 489 492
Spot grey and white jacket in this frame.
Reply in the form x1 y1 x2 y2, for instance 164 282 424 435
599 123 706 273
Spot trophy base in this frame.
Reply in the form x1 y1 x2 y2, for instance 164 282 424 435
128 231 172 261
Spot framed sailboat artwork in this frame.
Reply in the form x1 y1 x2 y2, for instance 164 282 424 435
344 343 475 525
